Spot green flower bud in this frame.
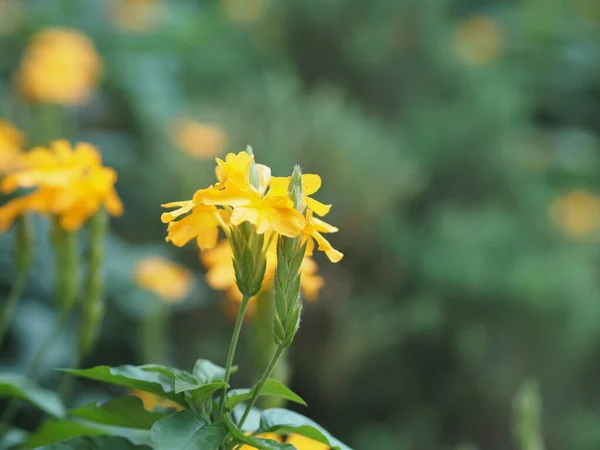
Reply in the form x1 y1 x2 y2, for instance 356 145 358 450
246 145 261 190
273 166 306 348
230 222 268 297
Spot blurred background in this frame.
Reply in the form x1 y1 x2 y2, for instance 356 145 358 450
2 0 600 448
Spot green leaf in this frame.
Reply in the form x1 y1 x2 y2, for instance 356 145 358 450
0 428 27 450
192 359 235 383
150 411 228 450
0 375 65 417
39 435 151 450
61 365 186 406
23 418 152 448
175 380 228 404
259 409 353 450
226 379 307 410
25 420 108 448
224 416 295 450
70 396 165 429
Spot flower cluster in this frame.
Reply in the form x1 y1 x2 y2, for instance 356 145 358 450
0 140 123 232
17 28 101 105
162 149 342 261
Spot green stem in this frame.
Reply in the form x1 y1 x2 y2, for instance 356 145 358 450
0 272 27 349
238 345 286 429
141 305 170 364
218 295 251 419
0 216 33 347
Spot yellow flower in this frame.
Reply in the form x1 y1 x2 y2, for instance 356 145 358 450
285 434 331 450
302 210 343 263
269 174 331 216
201 239 324 304
161 201 225 250
17 28 101 105
0 120 25 174
0 140 123 231
110 0 162 33
453 16 504 66
169 117 227 159
134 256 193 303
130 389 183 411
549 190 600 237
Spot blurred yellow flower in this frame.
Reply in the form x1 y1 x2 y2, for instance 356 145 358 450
221 0 265 24
549 190 600 238
129 389 183 411
237 432 282 449
110 0 162 32
17 28 102 105
201 238 324 304
0 120 25 174
235 433 330 449
169 117 227 159
0 140 123 231
134 256 193 303
453 16 504 66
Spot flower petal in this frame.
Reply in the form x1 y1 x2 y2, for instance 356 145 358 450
160 200 194 223
311 215 338 233
306 197 331 216
302 174 321 195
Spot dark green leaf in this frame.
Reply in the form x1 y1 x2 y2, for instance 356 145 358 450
40 435 151 450
0 375 65 417
150 411 227 450
61 365 186 406
226 379 307 409
25 420 108 448
225 416 295 450
70 396 165 429
259 409 353 450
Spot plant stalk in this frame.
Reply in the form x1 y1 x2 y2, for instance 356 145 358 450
218 294 251 419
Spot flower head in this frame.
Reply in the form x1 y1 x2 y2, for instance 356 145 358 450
134 256 193 303
17 28 101 105
302 210 343 263
0 140 123 231
162 148 340 300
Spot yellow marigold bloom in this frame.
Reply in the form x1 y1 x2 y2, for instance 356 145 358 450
201 239 324 303
110 0 163 33
285 434 331 450
17 28 101 105
549 190 600 238
0 120 25 174
302 210 343 263
453 16 504 66
170 117 227 159
0 140 122 231
130 389 183 411
134 256 193 303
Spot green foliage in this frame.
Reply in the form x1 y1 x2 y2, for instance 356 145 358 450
149 412 227 450
226 378 307 409
70 397 165 429
40 436 151 450
0 375 65 418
